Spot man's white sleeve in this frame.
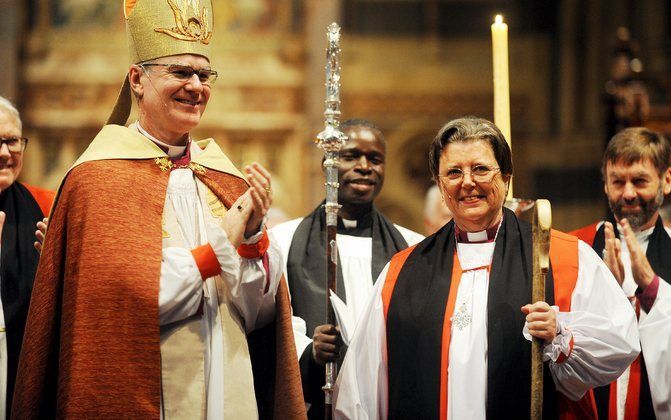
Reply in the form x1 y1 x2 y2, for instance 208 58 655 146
158 227 281 331
639 279 671 418
214 227 280 332
159 246 205 326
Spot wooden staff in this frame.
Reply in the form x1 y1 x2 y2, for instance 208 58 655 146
531 199 551 420
315 22 347 420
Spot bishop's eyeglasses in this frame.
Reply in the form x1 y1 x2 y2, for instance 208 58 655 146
0 137 28 153
438 165 501 184
140 63 219 85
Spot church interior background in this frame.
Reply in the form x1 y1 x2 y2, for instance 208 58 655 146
1 0 670 233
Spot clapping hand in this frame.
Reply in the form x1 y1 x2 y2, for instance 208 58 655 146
619 218 655 289
603 219 655 290
603 221 625 286
243 162 272 238
220 163 272 248
34 218 48 253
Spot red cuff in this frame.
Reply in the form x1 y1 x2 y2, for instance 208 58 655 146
237 229 270 259
191 243 221 280
555 335 574 364
636 275 660 314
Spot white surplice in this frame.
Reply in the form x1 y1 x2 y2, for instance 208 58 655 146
447 241 493 419
270 218 424 357
333 239 640 420
640 279 671 420
137 127 282 419
602 222 671 420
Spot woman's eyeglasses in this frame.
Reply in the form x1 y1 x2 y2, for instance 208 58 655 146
438 165 501 184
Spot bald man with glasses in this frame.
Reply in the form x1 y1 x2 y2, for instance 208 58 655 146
0 96 53 419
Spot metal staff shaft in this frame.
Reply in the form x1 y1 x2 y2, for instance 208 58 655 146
531 199 551 420
315 22 347 420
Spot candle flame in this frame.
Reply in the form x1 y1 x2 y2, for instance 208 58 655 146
495 15 503 24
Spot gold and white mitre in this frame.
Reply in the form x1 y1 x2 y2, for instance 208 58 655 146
107 0 214 126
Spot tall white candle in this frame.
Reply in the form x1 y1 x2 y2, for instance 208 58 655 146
491 14 513 199
491 15 511 145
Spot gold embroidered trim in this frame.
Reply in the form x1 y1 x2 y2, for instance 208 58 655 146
155 0 212 44
155 157 173 172
206 188 226 219
188 162 206 173
155 157 207 174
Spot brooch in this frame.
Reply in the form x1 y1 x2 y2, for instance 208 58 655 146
154 158 207 174
155 157 173 172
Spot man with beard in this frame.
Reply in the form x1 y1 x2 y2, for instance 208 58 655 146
271 119 423 419
572 127 671 419
0 96 53 419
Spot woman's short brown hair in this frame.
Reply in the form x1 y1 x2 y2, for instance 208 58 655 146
428 116 513 181
602 127 671 178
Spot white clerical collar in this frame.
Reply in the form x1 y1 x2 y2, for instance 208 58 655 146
341 218 357 229
455 218 502 243
134 121 189 158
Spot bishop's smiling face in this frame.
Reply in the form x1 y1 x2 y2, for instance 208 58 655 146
438 139 509 232
133 54 211 144
337 126 386 213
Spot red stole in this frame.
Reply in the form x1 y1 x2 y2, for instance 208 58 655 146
570 222 599 248
608 301 642 420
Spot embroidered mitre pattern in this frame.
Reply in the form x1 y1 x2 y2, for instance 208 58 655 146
124 0 213 65
155 0 212 44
